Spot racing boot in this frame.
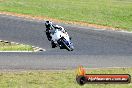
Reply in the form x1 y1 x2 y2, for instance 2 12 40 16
51 41 57 48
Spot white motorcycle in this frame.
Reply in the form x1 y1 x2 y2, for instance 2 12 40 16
50 28 74 51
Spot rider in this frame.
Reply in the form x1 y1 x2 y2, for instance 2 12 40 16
45 21 67 48
45 21 67 40
45 21 53 41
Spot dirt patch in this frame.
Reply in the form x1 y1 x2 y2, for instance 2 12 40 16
0 11 122 31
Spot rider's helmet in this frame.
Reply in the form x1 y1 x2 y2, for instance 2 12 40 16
45 21 52 29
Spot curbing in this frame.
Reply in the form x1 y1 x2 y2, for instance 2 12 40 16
0 40 46 52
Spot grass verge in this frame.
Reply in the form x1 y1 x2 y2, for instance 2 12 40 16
0 0 132 31
0 68 131 88
0 41 33 51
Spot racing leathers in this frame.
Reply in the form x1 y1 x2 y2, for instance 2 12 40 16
46 24 67 41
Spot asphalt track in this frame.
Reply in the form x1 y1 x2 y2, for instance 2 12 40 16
0 14 132 70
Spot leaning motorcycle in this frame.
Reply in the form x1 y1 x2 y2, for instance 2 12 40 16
47 28 74 51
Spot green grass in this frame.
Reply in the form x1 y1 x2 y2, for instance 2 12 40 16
0 68 131 88
0 41 33 51
0 0 132 31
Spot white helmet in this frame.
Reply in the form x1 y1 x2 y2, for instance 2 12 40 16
45 21 52 28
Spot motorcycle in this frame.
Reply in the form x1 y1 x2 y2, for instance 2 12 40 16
46 28 74 51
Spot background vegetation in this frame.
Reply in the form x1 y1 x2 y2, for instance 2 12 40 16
0 0 132 30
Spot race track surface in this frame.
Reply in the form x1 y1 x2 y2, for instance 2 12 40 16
0 14 132 70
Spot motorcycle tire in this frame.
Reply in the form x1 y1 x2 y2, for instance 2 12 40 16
61 39 73 51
